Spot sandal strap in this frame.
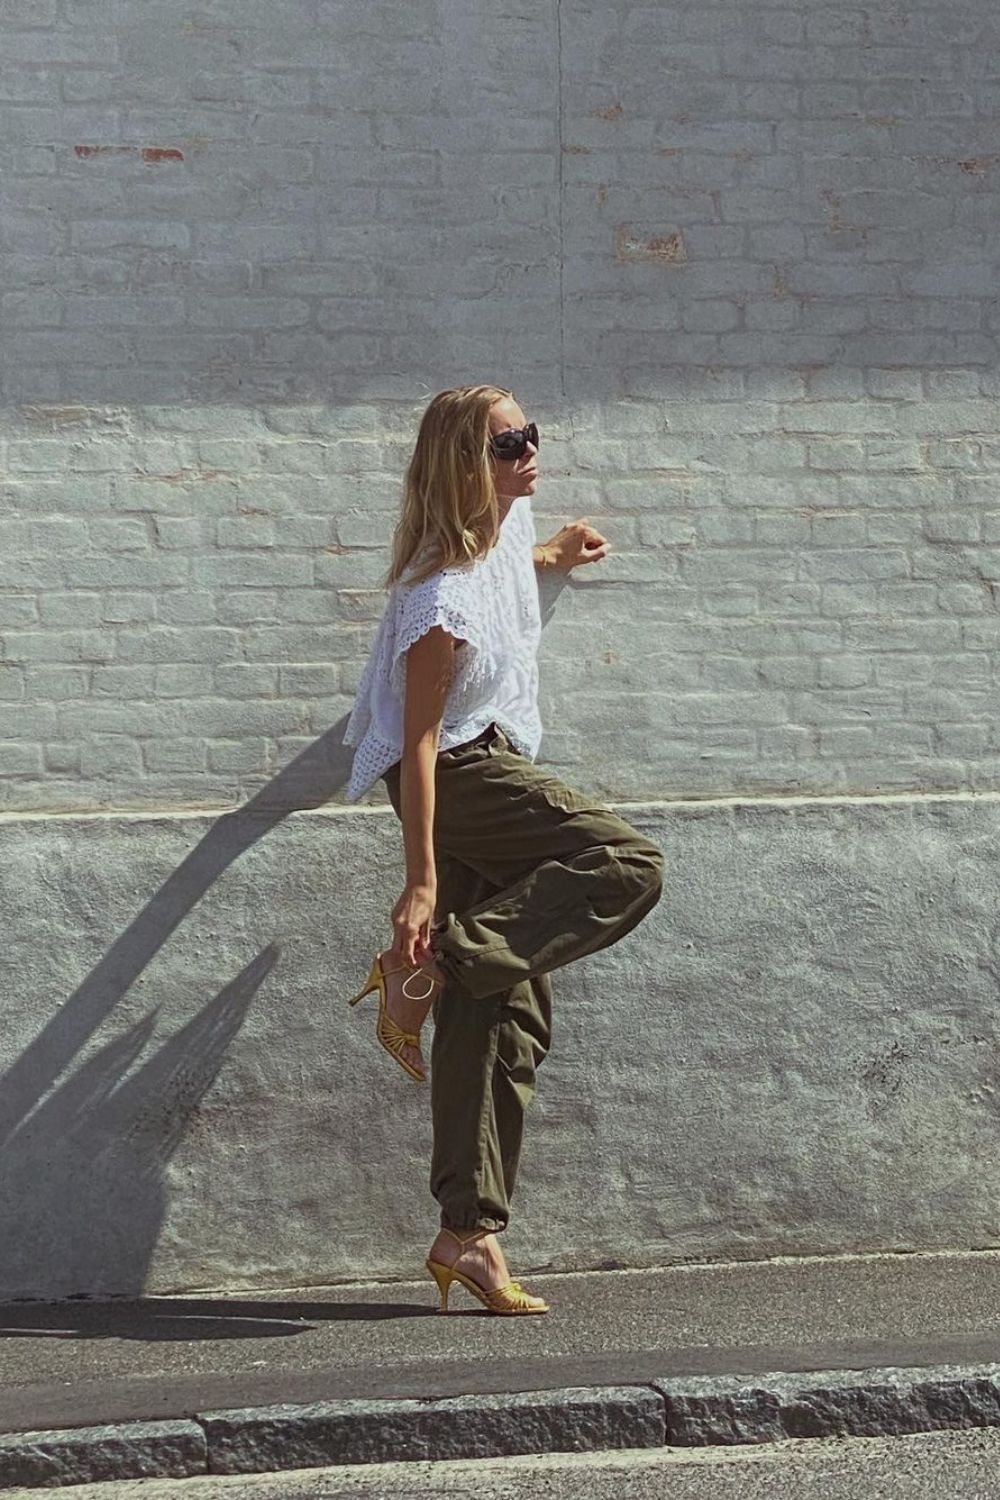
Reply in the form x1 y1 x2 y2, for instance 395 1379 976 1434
485 1281 547 1312
440 1226 491 1250
379 1014 420 1048
381 961 444 998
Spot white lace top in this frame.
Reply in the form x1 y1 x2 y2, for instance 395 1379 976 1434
342 496 543 803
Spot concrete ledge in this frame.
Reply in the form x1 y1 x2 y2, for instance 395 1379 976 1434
6 1365 1000 1486
0 1419 205 1490
7 797 1000 1298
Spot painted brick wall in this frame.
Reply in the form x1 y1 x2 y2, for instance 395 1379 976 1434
2 0 998 812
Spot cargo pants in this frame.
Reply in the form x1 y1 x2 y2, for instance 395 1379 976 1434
382 721 664 1235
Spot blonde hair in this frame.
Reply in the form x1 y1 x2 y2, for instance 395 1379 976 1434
383 383 514 590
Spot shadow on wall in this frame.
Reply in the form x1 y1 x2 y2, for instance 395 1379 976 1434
0 573 571 1299
0 951 275 1300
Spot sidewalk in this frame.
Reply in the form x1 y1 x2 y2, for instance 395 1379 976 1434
3 1249 1000 1487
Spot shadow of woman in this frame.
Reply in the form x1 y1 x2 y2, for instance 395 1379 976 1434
0 1292 435 1340
0 948 277 1299
0 723 360 1167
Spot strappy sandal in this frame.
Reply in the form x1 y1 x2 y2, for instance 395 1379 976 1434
425 1228 550 1315
347 952 443 1083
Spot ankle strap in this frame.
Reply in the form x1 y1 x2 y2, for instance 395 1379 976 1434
441 1226 491 1249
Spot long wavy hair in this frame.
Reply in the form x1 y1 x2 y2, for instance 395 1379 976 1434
382 384 514 590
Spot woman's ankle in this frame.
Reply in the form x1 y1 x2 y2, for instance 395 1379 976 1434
435 1226 492 1251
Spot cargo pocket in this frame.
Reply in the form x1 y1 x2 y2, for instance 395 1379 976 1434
526 767 607 819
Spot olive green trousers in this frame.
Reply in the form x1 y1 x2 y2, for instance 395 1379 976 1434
382 722 664 1235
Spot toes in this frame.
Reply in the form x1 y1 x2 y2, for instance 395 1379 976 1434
405 1045 426 1077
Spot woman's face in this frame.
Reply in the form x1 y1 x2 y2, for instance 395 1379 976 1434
488 397 539 501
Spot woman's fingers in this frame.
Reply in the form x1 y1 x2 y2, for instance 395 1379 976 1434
397 931 418 966
393 915 435 969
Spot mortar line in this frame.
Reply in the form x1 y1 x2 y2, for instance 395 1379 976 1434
3 787 1000 826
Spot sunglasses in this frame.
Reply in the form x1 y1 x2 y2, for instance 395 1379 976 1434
489 421 539 461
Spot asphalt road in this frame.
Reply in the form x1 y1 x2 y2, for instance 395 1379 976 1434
7 1429 1000 1500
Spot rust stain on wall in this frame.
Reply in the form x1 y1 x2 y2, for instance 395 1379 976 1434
591 101 624 120
615 224 687 264
562 144 591 154
75 145 185 163
74 145 134 158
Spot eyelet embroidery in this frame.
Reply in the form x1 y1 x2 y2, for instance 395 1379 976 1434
343 499 542 802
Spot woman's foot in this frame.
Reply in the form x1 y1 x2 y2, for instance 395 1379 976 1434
428 1227 510 1293
381 950 446 1078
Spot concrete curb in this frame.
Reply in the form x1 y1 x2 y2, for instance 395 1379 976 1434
3 1364 1000 1488
0 1421 205 1490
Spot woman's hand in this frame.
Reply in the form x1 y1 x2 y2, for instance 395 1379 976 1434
541 518 610 571
390 881 438 966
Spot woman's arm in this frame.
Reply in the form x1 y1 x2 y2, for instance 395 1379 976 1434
399 625 458 886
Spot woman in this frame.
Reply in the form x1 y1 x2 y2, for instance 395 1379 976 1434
342 384 665 1315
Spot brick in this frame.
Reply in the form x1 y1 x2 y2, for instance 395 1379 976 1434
279 664 340 696
0 742 43 774
79 735 144 778
92 666 156 698
142 739 209 773
213 664 280 699
3 631 112 663
101 592 157 624
88 519 152 552
923 511 982 543
114 628 243 665
208 738 269 772
38 594 103 627
23 666 89 701
44 743 81 773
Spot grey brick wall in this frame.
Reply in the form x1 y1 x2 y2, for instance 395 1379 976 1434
2 0 998 811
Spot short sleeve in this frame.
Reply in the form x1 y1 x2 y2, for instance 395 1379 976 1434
388 566 490 699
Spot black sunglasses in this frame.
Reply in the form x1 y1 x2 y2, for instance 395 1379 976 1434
489 421 539 461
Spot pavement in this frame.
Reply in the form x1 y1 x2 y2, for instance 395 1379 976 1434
3 1249 1000 1488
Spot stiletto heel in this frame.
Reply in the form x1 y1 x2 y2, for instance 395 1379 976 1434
346 951 444 1083
347 956 380 1008
425 1229 550 1315
427 1260 453 1312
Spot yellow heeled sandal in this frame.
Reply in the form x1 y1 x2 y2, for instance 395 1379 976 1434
426 1228 550 1315
347 952 443 1084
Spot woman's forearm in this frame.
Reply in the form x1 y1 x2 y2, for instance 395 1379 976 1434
399 738 438 887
